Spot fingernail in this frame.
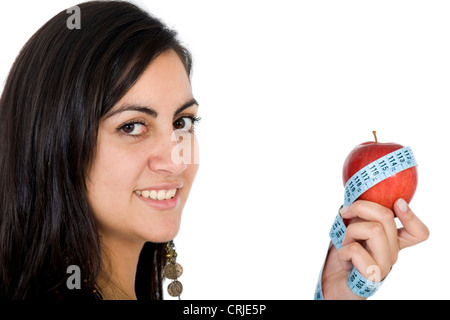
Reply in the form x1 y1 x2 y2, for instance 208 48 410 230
397 198 408 213
340 205 349 215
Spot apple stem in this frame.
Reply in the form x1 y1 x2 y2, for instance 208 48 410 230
373 131 378 143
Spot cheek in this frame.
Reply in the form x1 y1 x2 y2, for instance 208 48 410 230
183 136 199 184
181 163 199 200
87 144 145 213
184 137 199 189
186 163 199 183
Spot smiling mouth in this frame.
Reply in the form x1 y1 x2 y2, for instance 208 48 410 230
135 189 177 201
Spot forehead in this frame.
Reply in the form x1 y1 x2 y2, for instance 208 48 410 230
112 50 193 113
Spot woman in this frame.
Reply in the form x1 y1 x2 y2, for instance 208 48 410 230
0 0 198 299
0 1 428 300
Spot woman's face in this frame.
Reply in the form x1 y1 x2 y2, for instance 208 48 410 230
87 50 199 244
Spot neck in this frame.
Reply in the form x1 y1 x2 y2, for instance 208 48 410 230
97 234 144 300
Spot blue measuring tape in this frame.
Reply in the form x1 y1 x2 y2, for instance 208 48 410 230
315 146 418 299
343 146 417 207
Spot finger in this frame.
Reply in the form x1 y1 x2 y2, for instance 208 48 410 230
340 200 399 264
337 242 387 281
342 221 391 274
394 198 430 250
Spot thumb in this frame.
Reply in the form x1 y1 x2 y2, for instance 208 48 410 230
394 198 430 250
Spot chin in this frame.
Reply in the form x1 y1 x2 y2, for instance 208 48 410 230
139 219 181 243
154 229 180 243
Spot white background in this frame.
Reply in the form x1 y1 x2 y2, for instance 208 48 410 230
1 0 449 300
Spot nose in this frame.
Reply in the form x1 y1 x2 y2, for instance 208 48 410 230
148 130 188 175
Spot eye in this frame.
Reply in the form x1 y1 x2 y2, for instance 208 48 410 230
173 117 194 131
119 121 147 136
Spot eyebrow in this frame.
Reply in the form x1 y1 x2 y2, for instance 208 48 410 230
104 98 199 119
174 98 199 116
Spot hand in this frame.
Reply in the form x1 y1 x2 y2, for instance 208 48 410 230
320 199 429 300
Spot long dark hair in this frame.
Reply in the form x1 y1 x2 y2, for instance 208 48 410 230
0 0 192 299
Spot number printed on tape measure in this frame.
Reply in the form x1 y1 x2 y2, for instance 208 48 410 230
329 210 347 250
343 146 417 206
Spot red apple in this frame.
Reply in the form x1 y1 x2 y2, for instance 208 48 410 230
342 131 418 212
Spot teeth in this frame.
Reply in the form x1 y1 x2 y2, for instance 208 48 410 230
166 189 176 200
142 190 151 198
135 188 177 200
157 190 165 200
